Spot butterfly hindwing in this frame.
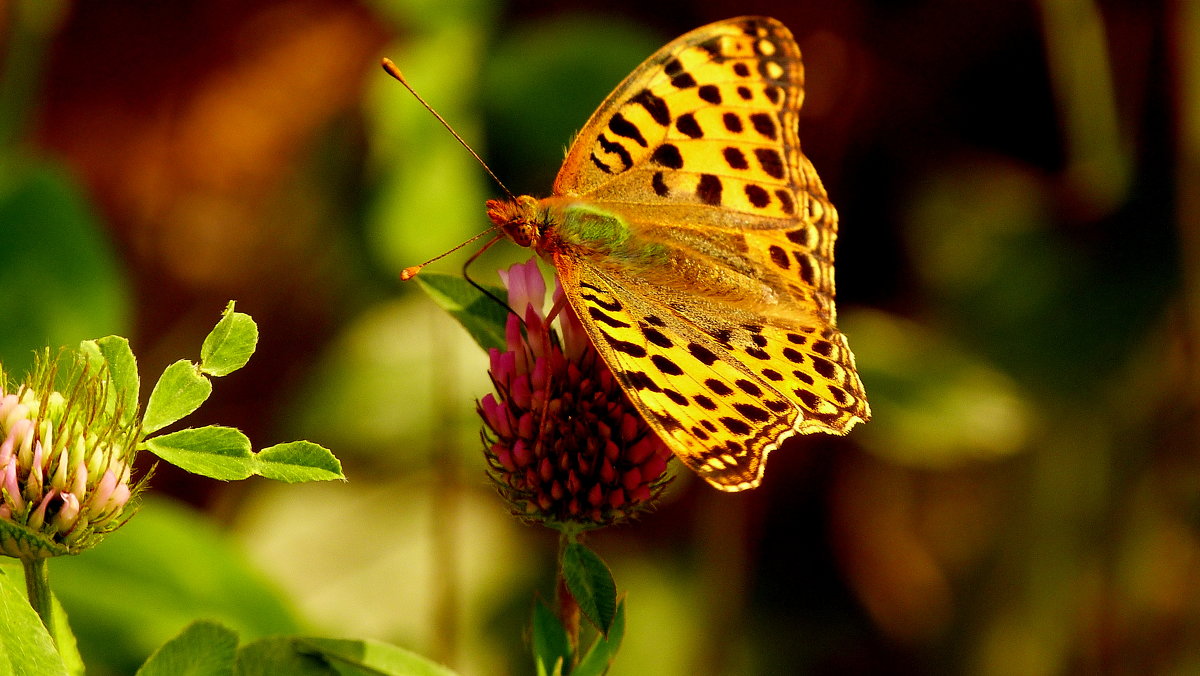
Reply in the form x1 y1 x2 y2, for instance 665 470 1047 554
556 259 796 490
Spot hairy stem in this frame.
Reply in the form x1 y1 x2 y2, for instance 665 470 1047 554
23 557 54 642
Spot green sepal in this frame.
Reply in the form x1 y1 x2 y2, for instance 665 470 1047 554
532 597 570 676
0 520 70 559
143 360 212 435
200 301 258 377
573 599 626 676
414 273 508 352
135 620 238 676
561 542 617 636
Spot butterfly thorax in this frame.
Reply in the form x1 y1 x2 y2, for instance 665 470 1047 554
488 195 668 268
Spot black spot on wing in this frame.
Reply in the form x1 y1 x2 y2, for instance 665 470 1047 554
590 153 613 174
642 326 673 348
608 113 647 147
651 354 684 376
792 370 815 385
630 89 670 126
652 144 684 169
724 147 748 170
746 347 771 360
579 283 622 312
745 184 769 207
707 379 734 396
810 356 837 379
764 399 790 413
768 245 790 269
626 371 661 392
733 403 770 422
750 113 777 140
597 134 633 171
652 172 669 197
776 189 795 214
688 343 718 365
676 112 703 139
671 71 697 89
696 174 723 206
698 85 722 104
735 379 762 396
721 417 751 435
588 306 630 328
607 337 647 358
754 148 785 179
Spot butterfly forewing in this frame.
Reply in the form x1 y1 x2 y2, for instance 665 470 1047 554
528 16 868 490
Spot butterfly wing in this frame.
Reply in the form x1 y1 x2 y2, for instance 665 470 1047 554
555 254 865 490
547 16 869 490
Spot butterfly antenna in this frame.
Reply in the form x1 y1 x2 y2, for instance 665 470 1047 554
400 228 504 281
380 58 516 202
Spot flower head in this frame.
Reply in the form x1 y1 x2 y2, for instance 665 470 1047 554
0 351 142 559
479 260 673 529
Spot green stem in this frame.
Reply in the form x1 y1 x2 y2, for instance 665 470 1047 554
23 557 54 642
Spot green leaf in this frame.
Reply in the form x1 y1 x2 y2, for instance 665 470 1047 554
200 302 258 378
234 638 332 676
143 426 253 480
91 335 140 423
136 620 238 676
50 595 84 676
254 442 344 483
0 568 69 676
532 598 570 676
296 637 461 676
143 360 212 435
572 599 625 676
414 273 508 352
562 542 617 636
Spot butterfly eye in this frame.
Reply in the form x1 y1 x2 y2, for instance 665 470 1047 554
510 222 536 248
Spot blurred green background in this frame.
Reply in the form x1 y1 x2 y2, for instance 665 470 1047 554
0 0 1194 673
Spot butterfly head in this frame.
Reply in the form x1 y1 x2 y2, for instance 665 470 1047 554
487 195 546 249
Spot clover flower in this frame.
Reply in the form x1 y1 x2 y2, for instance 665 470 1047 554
478 260 672 529
0 353 140 559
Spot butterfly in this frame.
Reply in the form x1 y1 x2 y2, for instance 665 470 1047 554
487 16 869 491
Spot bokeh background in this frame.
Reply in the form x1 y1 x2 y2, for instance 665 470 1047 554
0 0 1193 673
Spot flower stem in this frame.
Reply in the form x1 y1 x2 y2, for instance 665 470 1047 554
555 532 581 660
23 557 55 642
